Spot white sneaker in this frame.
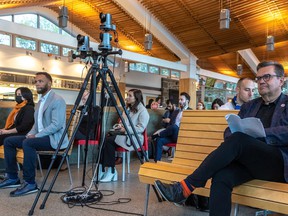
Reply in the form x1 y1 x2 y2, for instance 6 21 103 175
100 167 118 182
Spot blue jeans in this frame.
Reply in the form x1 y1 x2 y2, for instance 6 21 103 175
155 124 179 161
3 135 54 183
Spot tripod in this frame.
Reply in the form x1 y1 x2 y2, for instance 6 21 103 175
28 50 149 215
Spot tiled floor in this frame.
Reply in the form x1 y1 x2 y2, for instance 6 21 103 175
0 156 275 216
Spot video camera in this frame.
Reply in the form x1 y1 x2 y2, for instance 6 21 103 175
70 13 119 61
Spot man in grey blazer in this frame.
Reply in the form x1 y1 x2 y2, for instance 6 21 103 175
0 72 68 197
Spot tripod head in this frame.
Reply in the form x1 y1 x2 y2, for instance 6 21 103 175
70 12 122 62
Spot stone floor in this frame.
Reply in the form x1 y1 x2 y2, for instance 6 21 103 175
0 156 283 216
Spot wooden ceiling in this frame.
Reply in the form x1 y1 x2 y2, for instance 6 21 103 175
1 0 288 79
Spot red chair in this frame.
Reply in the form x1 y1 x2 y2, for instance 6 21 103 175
116 129 149 182
74 125 100 168
165 142 176 158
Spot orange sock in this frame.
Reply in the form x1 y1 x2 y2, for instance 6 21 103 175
180 180 194 198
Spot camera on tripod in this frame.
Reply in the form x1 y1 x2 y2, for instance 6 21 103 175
99 13 116 51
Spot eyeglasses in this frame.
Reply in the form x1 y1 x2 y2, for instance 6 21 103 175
255 74 280 82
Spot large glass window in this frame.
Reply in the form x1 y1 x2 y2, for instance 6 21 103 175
171 70 180 78
0 13 74 38
0 15 12 21
40 42 59 54
15 37 36 50
14 14 37 28
129 63 148 72
160 68 170 76
0 33 11 46
39 16 59 33
149 66 159 74
62 47 76 56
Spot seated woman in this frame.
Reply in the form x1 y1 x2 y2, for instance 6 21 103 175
0 87 34 145
99 89 149 182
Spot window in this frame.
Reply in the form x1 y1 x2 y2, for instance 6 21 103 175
15 37 36 50
62 47 76 56
0 15 12 21
171 70 180 78
1 13 74 38
160 68 170 76
39 16 59 33
0 33 11 46
149 66 159 74
40 42 59 54
129 63 148 72
14 14 37 28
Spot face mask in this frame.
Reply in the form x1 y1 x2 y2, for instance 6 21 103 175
15 96 23 104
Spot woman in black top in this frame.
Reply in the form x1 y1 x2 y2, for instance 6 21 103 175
0 87 35 145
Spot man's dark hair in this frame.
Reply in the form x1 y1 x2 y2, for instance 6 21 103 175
256 61 284 77
35 72 53 82
180 92 190 103
126 89 144 113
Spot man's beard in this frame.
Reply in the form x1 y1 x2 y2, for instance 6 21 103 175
37 85 49 94
179 101 187 109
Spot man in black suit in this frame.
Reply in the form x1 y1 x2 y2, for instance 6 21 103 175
154 61 288 216
153 92 191 161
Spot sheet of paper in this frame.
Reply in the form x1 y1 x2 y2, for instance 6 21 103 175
225 114 266 138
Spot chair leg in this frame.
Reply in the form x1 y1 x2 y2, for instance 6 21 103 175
37 154 43 177
171 147 175 157
122 152 126 182
144 184 150 216
127 152 130 174
66 157 73 185
233 203 239 216
77 145 80 169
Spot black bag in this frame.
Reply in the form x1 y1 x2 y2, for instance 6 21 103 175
185 194 209 212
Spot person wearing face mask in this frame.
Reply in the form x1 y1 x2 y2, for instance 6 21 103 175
152 92 192 162
99 89 149 182
0 87 34 146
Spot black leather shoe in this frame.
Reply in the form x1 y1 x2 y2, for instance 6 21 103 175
154 180 187 204
0 178 21 189
10 182 38 197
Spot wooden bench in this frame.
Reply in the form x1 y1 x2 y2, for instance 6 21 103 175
138 110 288 216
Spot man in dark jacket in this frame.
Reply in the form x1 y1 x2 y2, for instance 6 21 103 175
153 92 191 161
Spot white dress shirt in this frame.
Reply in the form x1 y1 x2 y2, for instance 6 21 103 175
37 90 51 132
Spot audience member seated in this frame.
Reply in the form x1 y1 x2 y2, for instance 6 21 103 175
152 92 191 162
154 61 288 216
162 99 175 128
99 89 149 182
74 90 97 140
145 99 154 109
219 77 254 110
0 87 34 146
211 98 224 110
0 72 68 197
196 101 205 110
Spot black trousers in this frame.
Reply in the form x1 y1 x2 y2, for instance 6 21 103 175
100 135 117 172
185 132 285 216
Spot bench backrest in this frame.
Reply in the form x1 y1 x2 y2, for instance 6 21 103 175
173 110 238 167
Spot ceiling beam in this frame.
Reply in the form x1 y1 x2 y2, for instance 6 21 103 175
113 0 196 61
238 49 259 75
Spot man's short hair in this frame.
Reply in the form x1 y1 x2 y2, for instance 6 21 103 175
237 77 253 88
180 92 190 102
256 61 284 77
35 72 53 82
